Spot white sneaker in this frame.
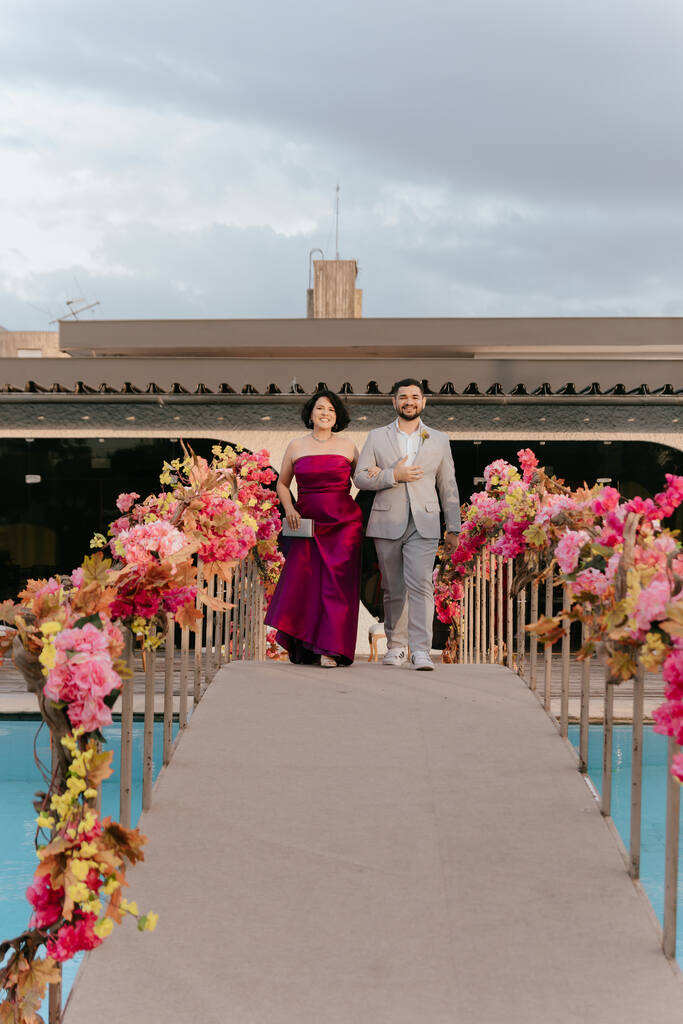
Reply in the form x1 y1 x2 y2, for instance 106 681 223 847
382 646 408 667
411 651 434 671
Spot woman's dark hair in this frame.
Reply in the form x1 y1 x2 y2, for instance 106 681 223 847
301 389 350 432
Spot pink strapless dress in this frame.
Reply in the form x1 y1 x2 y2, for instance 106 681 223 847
265 454 363 665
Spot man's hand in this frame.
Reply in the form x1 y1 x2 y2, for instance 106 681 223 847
443 531 460 556
394 455 424 483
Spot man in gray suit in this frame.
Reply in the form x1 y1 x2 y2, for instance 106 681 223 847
354 379 461 670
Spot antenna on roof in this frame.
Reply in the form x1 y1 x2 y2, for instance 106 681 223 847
335 184 341 259
50 297 100 324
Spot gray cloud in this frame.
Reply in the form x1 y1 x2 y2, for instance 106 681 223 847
2 0 683 328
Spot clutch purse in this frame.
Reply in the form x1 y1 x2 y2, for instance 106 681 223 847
282 517 315 538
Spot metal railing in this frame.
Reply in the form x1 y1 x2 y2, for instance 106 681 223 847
48 554 265 1022
457 546 681 961
119 554 266 825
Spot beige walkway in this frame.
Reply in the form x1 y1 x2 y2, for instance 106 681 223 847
65 662 683 1023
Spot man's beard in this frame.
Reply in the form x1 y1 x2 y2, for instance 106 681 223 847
398 407 421 421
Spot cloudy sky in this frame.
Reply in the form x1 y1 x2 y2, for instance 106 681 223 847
1 0 682 329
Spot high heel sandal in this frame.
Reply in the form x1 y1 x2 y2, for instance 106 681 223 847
320 655 337 668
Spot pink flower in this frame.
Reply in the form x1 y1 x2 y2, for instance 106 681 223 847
663 646 683 699
68 692 112 733
71 567 85 587
555 530 591 574
133 592 161 619
27 873 64 929
672 752 683 784
572 567 610 597
517 448 539 483
116 492 140 513
592 486 621 515
47 912 102 962
633 577 671 631
653 700 683 744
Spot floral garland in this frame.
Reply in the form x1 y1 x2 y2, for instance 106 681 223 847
435 449 683 781
0 442 281 1022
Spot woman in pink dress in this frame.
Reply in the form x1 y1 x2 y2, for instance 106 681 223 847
265 390 364 667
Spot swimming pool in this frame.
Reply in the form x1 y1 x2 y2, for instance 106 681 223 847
0 716 177 1011
567 723 683 962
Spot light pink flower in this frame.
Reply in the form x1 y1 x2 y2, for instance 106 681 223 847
633 577 671 631
116 492 140 513
555 530 591 574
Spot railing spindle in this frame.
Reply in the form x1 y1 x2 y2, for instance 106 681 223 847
544 567 553 712
629 660 645 878
578 623 591 773
119 628 134 828
663 736 681 959
560 585 570 738
516 587 526 679
497 555 504 665
467 576 473 663
601 669 614 817
194 562 204 703
506 559 513 670
142 639 156 813
179 625 189 728
162 614 175 767
474 556 481 664
488 550 495 664
529 579 539 692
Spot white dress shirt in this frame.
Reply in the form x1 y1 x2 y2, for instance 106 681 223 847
392 419 422 484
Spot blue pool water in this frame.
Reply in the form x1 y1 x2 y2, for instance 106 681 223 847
568 723 683 961
0 717 177 1010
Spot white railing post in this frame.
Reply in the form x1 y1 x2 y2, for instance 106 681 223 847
544 567 553 712
578 623 591 774
601 668 614 817
560 585 570 738
162 614 175 767
142 636 156 813
119 627 134 828
629 660 645 878
663 737 681 959
506 559 513 670
529 579 539 692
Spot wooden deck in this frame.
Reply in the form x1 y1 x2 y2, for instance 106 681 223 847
62 662 683 1024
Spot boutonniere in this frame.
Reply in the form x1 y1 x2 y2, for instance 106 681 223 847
420 429 430 442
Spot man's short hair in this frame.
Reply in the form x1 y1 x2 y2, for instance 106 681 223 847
391 378 424 395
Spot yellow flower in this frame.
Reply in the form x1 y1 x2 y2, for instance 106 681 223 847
41 620 62 636
71 859 91 881
102 877 120 896
68 882 90 904
36 814 55 829
138 911 159 932
39 643 57 671
79 841 98 858
94 918 114 939
120 898 139 916
67 777 86 796
89 533 107 550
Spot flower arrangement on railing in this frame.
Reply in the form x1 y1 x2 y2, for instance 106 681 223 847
0 442 281 1022
435 449 683 780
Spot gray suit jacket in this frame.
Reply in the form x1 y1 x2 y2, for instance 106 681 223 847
354 423 461 540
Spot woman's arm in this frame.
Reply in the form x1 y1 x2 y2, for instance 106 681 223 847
276 446 301 530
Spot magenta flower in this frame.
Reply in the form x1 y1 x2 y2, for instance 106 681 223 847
26 873 64 929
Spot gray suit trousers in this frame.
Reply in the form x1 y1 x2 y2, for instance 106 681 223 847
374 513 439 654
